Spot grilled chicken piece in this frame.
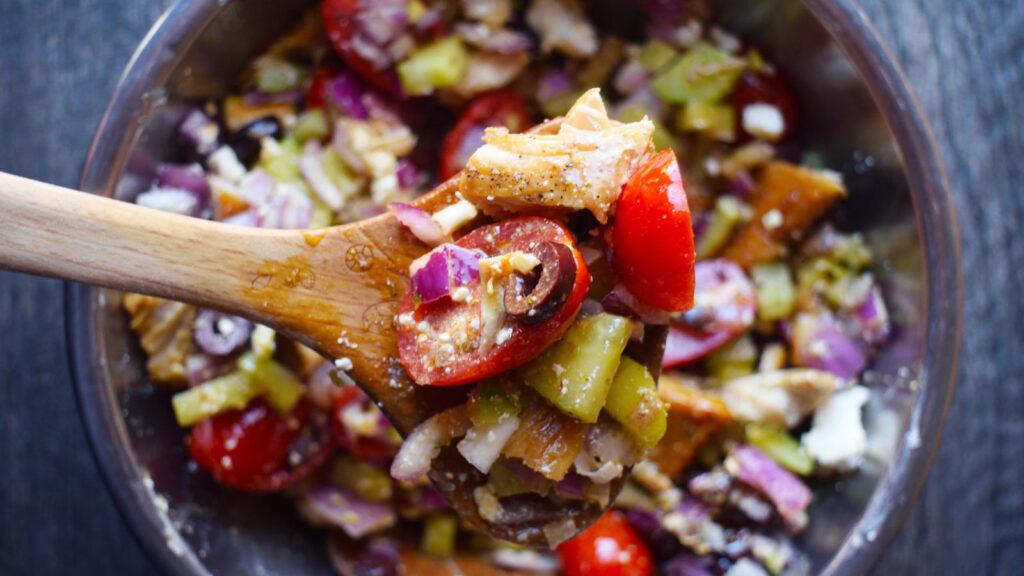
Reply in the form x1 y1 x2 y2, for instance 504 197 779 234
459 89 654 224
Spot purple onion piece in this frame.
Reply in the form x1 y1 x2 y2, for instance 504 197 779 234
178 108 220 157
306 362 341 410
418 484 450 512
852 285 891 347
614 59 651 95
729 445 812 528
721 171 756 199
390 202 444 246
794 311 867 380
327 71 370 120
355 0 407 46
602 285 673 325
259 187 314 230
193 310 253 356
222 207 261 228
503 458 553 494
157 164 211 209
553 473 586 500
300 485 396 539
395 159 419 190
536 69 575 103
136 188 203 217
409 244 483 303
625 508 664 539
662 552 715 576
238 169 275 206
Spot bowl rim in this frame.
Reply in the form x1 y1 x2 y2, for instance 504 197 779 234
67 0 962 575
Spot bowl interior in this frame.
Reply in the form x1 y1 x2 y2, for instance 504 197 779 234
69 1 960 575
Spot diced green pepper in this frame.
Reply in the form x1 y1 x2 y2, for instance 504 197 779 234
751 260 795 322
397 36 469 96
517 313 634 423
171 370 258 427
603 357 667 448
617 106 676 152
330 454 394 501
469 379 524 426
638 39 678 72
488 459 549 497
259 137 302 182
678 101 736 142
238 353 305 414
254 55 306 94
651 43 746 105
291 109 329 145
704 335 758 380
746 423 814 475
696 196 751 260
320 148 361 200
421 513 458 557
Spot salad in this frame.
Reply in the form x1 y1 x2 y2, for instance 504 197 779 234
123 1 893 575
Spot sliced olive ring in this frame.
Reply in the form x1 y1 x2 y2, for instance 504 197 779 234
503 241 577 325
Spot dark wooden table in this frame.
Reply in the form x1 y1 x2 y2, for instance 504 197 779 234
1 1 1021 574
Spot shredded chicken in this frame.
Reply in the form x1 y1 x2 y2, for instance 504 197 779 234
459 89 654 223
525 0 598 57
122 294 197 388
720 369 840 429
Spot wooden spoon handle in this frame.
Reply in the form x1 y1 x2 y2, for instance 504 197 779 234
0 171 281 311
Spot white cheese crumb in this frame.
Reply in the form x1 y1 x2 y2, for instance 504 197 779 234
251 325 276 358
802 386 870 471
334 357 353 371
761 209 784 230
742 103 786 142
450 286 471 302
207 146 247 183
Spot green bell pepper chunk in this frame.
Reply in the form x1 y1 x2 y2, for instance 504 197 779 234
603 357 667 449
330 454 394 501
291 109 329 145
238 353 305 414
746 423 815 475
704 335 758 380
518 313 634 423
696 196 751 260
751 260 796 322
421 513 458 557
678 101 736 142
397 37 469 96
171 370 258 427
651 43 746 105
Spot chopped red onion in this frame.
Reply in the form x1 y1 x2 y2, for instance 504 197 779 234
395 159 419 190
503 458 554 494
327 536 401 576
178 108 220 157
640 0 704 22
662 553 715 576
850 284 891 347
792 312 867 380
613 59 650 95
390 408 464 483
417 484 450 512
602 284 673 325
553 473 586 500
298 141 345 211
306 362 342 411
136 187 203 217
238 169 275 206
409 244 484 303
456 416 520 474
412 5 442 32
300 485 396 539
615 87 670 121
327 72 370 120
157 164 211 209
390 202 445 246
722 171 756 199
221 207 260 228
355 0 407 46
574 421 637 483
193 310 253 356
259 186 314 230
536 70 575 103
728 445 811 530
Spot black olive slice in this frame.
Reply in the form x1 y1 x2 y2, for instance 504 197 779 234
503 241 577 325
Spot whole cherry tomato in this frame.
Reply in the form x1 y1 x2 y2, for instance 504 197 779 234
321 0 401 94
662 258 757 368
397 217 590 387
332 385 401 460
558 511 653 576
188 400 334 493
612 149 696 312
439 90 532 180
729 70 799 142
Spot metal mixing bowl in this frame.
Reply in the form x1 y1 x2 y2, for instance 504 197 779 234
67 0 962 574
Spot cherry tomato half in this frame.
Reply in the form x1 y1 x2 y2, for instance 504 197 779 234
306 62 343 110
558 511 653 576
612 149 696 312
397 217 590 387
321 0 401 95
662 259 756 368
439 90 532 181
188 400 334 493
729 70 799 142
332 385 401 460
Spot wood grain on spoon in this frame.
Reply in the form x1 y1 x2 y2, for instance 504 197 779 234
0 121 665 546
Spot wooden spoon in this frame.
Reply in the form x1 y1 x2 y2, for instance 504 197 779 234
0 155 665 547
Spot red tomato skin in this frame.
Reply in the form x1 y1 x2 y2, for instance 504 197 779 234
558 511 654 576
332 386 399 460
306 63 341 110
321 0 401 95
612 149 696 312
729 71 799 142
188 400 334 493
439 91 532 180
397 217 590 387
